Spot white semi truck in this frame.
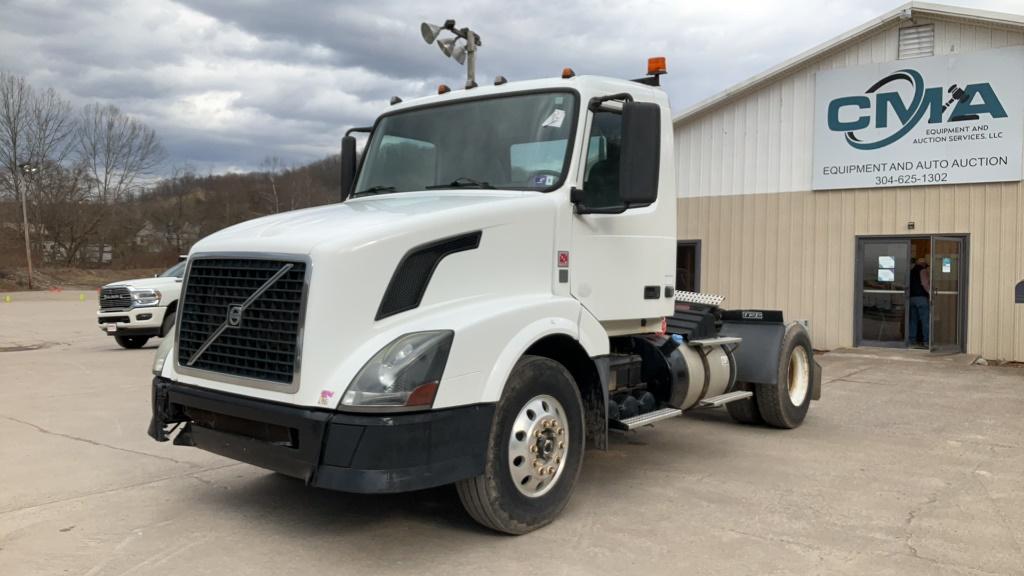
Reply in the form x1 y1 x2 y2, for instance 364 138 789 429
149 60 821 534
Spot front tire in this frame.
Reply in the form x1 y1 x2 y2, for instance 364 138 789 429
755 325 813 429
160 306 176 337
456 355 585 534
115 335 149 349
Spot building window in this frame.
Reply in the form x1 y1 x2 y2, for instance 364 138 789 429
676 241 701 293
898 24 934 60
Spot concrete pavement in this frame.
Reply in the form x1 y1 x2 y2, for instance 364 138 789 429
1 291 1022 575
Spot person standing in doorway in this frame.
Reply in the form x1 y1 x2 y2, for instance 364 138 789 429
908 257 931 348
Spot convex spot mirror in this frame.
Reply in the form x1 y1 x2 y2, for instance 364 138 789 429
618 101 661 207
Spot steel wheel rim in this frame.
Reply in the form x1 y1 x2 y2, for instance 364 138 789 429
508 394 568 498
788 346 810 405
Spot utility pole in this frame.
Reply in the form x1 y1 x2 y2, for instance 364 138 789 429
17 162 37 290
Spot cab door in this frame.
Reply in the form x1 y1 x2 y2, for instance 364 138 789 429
569 98 675 324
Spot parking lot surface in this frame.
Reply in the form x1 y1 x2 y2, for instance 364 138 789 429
1 291 1023 575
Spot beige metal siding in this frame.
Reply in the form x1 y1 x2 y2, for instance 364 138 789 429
678 181 1024 361
675 16 1024 198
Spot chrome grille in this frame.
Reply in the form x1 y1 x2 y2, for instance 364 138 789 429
99 286 132 310
177 257 307 385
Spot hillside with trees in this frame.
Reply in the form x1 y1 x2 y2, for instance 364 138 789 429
0 70 341 288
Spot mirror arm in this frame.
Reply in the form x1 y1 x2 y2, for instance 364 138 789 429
588 93 634 112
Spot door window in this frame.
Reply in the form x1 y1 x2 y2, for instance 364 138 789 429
582 111 623 209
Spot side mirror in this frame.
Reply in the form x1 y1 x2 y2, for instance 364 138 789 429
618 101 661 206
340 135 357 201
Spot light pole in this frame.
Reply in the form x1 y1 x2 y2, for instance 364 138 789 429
420 19 483 89
17 162 38 290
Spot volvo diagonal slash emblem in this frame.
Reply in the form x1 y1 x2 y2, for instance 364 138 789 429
186 263 294 366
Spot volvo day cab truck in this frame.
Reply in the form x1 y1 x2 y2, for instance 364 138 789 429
148 60 821 534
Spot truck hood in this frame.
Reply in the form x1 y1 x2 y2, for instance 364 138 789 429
191 190 544 255
172 188 561 408
104 276 179 290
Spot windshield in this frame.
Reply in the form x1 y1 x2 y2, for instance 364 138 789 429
354 91 578 195
159 261 186 278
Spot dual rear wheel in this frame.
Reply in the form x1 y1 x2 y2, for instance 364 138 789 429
727 325 813 429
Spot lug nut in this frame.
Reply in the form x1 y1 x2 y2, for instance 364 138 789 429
530 445 538 453
547 466 556 475
559 441 564 449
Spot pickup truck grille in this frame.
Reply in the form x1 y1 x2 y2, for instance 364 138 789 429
99 287 132 310
177 257 307 386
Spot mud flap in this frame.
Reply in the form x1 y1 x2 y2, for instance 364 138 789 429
718 312 822 401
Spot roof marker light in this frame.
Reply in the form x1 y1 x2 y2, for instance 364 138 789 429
494 75 508 85
438 84 451 94
561 67 575 79
647 57 667 76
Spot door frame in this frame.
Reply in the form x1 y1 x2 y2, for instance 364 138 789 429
853 234 969 353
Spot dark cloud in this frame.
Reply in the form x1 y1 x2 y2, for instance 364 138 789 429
0 0 1019 173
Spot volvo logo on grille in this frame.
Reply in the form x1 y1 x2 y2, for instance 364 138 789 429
227 305 244 327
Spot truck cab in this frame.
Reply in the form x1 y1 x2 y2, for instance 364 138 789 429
149 66 820 534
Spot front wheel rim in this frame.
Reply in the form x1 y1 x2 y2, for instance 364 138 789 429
788 346 810 405
508 394 568 498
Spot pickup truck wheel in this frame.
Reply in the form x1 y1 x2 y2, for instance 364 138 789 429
725 382 763 425
755 326 812 429
456 355 584 535
115 335 149 349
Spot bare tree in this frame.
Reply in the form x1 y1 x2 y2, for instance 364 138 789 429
77 103 165 202
260 155 283 213
76 103 165 263
0 72 75 286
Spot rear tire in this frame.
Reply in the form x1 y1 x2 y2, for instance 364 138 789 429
456 355 585 534
115 335 149 349
725 382 764 425
755 325 812 429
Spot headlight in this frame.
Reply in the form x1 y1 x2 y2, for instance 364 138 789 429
131 289 161 306
152 335 174 375
341 331 453 410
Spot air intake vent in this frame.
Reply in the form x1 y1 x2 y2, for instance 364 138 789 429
899 24 934 60
376 231 482 320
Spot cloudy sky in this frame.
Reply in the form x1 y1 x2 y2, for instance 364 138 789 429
1 0 1021 174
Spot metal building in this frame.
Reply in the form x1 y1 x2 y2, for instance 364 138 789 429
673 2 1024 361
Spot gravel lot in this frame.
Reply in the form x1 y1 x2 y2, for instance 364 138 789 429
1 291 1022 575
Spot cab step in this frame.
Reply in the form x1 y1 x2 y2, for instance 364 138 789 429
698 390 753 408
610 407 682 430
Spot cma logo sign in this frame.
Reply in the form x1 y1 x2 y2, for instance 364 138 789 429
827 69 1008 150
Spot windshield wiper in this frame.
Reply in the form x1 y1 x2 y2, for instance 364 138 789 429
426 177 495 190
352 185 396 197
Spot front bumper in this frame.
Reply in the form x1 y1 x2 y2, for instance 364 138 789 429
148 377 495 493
97 306 166 337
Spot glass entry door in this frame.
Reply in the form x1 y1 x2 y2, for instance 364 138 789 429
858 239 910 346
930 236 964 354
